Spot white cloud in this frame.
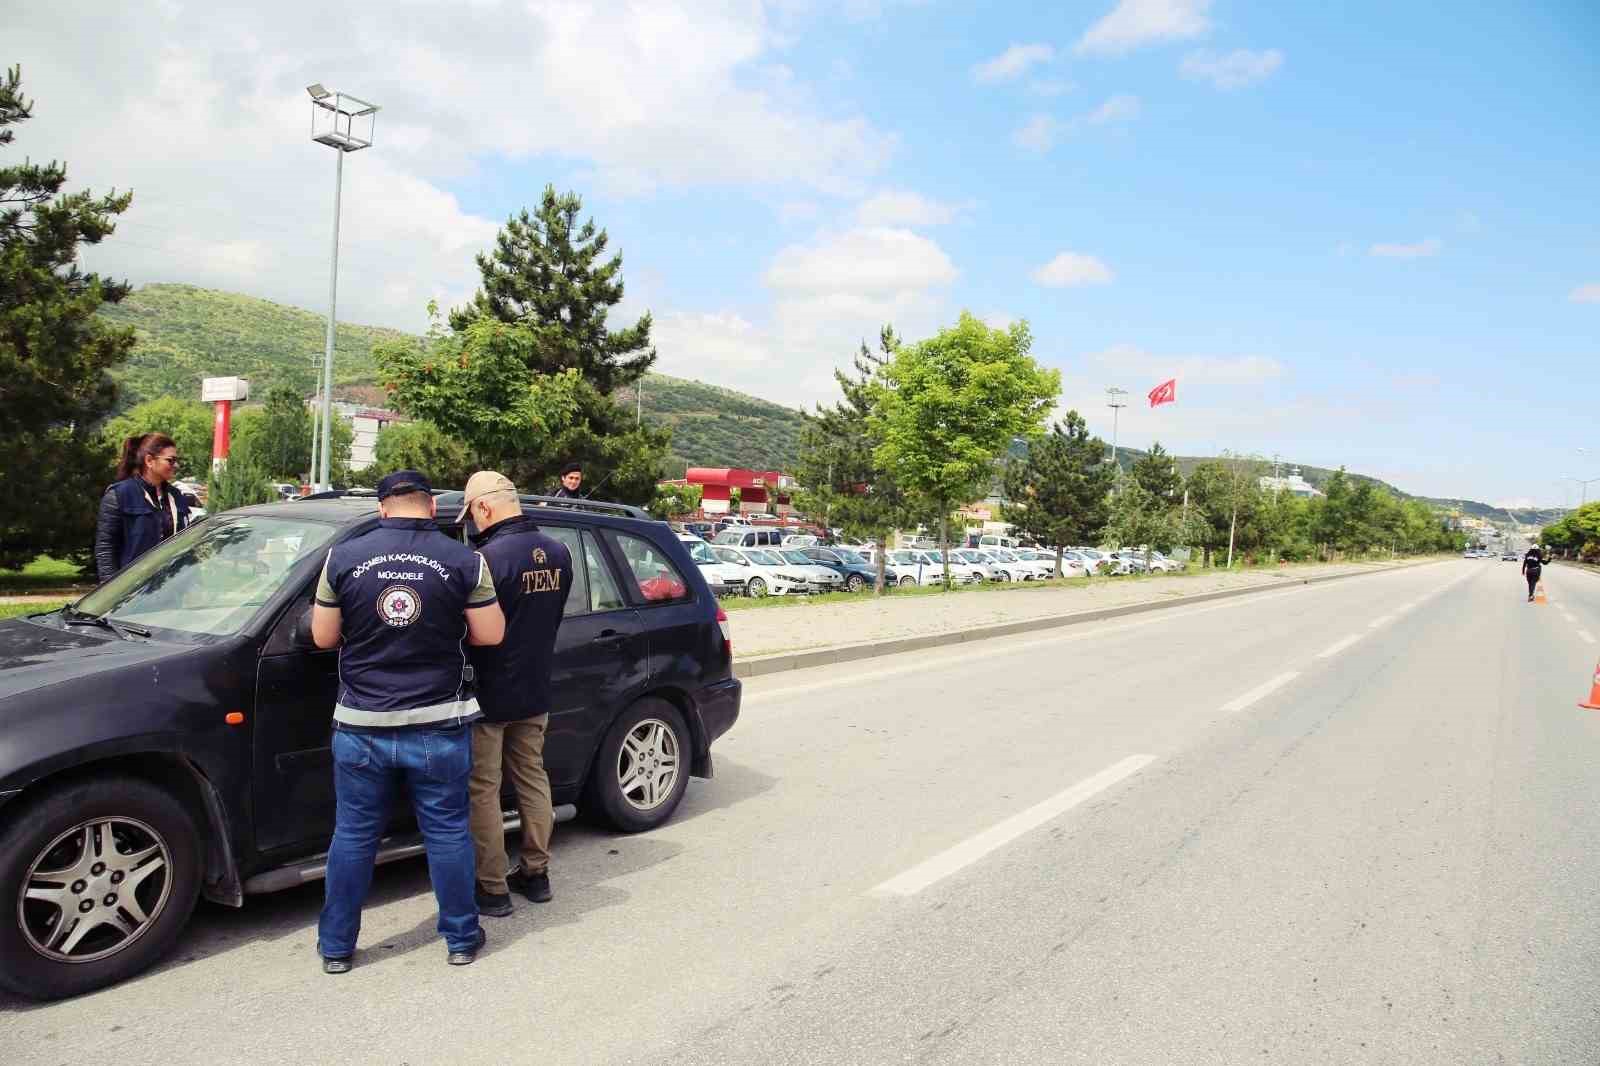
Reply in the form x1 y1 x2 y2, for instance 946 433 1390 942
1013 114 1066 153
1028 78 1077 97
1032 252 1115 287
1179 48 1284 90
1086 94 1142 124
653 311 780 372
1370 238 1443 259
1076 0 1212 56
1570 282 1600 303
779 201 823 224
973 43 1056 83
9 1 898 333
765 226 958 292
855 190 961 227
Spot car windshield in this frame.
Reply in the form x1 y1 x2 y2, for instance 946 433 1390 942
75 515 337 638
747 549 784 566
781 550 815 565
835 550 866 565
990 550 1016 561
682 540 718 565
889 551 917 564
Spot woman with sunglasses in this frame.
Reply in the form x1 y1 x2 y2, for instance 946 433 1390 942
94 432 192 582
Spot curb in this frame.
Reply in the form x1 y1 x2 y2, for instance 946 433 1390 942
736 560 1446 679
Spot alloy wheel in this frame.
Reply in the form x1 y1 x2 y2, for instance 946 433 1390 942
615 719 682 813
19 817 173 964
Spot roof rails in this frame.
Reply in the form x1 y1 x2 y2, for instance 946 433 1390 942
430 490 655 522
297 488 379 501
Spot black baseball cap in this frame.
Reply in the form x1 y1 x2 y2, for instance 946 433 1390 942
376 470 433 500
560 461 582 477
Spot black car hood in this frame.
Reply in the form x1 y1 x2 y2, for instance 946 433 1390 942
0 617 191 702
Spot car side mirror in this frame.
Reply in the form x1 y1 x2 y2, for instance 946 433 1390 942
289 604 319 651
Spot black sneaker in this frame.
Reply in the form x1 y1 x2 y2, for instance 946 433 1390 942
476 888 513 918
322 956 353 975
447 927 487 966
507 866 553 903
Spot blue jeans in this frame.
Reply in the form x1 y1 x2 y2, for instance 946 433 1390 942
317 725 480 958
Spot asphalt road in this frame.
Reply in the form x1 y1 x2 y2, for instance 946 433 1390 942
5 559 1599 1065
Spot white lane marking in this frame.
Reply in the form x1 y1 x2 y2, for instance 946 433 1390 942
869 754 1156 898
1316 634 1363 659
1579 630 1596 646
746 573 1426 706
1369 614 1395 628
1220 671 1301 714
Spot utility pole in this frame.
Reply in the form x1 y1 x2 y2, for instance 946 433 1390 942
1106 387 1128 472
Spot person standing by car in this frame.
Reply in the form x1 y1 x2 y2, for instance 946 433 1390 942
461 471 574 916
1521 545 1545 602
94 433 191 582
551 461 583 498
310 471 505 973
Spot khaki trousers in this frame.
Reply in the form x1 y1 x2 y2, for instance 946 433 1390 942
468 715 553 893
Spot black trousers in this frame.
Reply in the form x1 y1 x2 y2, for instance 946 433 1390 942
1526 571 1540 596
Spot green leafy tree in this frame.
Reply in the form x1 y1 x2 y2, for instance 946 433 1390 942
1130 441 1182 503
205 456 276 512
229 386 311 479
650 482 702 518
1001 410 1114 576
102 396 213 477
0 66 136 568
1106 475 1205 559
367 419 474 488
450 185 655 394
794 327 924 593
871 313 1060 586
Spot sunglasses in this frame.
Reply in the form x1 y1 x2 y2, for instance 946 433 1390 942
154 455 181 467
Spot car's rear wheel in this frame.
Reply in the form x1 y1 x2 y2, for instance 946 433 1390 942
588 699 692 832
898 575 915 587
746 576 768 597
0 776 201 1000
845 574 865 593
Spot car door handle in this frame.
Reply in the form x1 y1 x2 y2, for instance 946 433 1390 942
592 630 628 645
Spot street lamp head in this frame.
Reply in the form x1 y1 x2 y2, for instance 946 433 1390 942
306 83 330 100
307 85 379 152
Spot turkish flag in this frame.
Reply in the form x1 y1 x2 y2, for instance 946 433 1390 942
1148 378 1176 407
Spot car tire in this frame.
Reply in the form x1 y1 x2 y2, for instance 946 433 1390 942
0 776 202 1001
586 698 692 833
746 577 768 597
845 574 866 593
898 575 915 587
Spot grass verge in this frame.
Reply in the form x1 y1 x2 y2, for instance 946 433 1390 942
0 599 69 621
0 555 89 594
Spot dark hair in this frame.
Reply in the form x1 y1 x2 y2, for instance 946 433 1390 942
115 432 177 481
560 461 582 477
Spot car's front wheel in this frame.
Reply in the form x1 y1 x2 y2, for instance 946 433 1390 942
0 776 202 1000
746 576 768 597
898 575 916 587
588 698 692 832
845 574 866 593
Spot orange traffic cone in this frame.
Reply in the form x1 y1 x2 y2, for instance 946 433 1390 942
1534 581 1548 605
1581 661 1600 711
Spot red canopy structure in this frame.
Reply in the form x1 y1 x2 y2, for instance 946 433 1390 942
684 467 795 516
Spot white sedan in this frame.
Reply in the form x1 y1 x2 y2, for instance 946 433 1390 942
712 546 814 597
774 549 846 592
678 534 748 594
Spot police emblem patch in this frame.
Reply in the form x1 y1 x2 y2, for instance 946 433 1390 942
532 548 547 565
377 585 421 627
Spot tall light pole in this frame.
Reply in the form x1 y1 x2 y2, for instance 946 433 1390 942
1106 386 1128 471
307 84 379 491
1563 475 1600 507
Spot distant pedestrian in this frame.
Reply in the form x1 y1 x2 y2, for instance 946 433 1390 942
551 461 583 498
1521 546 1544 602
311 470 505 974
94 432 191 583
461 471 574 917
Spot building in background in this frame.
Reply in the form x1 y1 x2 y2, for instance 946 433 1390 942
308 398 405 470
1258 470 1323 498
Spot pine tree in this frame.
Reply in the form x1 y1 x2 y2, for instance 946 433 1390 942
450 185 654 394
0 66 136 568
1131 441 1182 502
1001 411 1115 576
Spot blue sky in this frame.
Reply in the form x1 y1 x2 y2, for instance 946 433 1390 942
16 1 1600 505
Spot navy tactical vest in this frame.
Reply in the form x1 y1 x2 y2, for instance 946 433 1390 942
468 514 574 722
316 517 496 728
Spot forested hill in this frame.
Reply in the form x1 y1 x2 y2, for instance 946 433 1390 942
97 283 806 475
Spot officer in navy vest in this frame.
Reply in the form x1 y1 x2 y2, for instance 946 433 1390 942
309 471 505 973
459 471 574 916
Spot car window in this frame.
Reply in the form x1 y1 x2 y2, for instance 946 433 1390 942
538 525 591 617
613 532 691 603
77 515 337 637
781 550 814 565
835 550 865 565
583 530 626 612
713 547 746 566
681 539 718 565
748 549 784 566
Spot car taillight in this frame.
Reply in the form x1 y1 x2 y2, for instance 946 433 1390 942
716 605 732 659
